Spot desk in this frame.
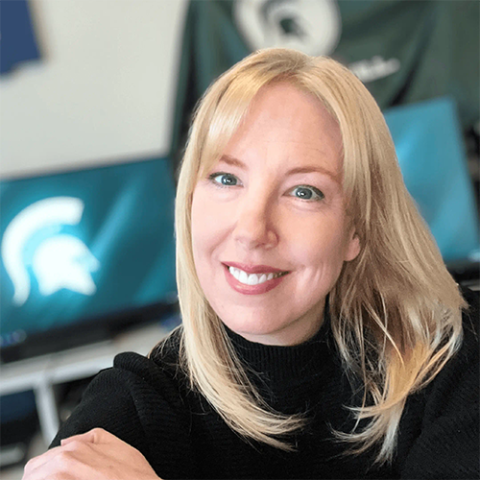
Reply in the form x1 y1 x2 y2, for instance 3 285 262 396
0 322 171 445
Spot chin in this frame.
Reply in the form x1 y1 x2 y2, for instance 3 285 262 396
221 314 280 336
220 312 299 345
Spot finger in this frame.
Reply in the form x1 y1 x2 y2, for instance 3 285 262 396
23 446 64 475
24 447 84 480
60 428 141 466
24 440 93 474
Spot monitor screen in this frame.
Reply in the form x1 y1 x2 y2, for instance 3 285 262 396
384 96 479 263
0 157 177 358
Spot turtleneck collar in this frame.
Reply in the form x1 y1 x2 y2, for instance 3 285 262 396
223 300 336 407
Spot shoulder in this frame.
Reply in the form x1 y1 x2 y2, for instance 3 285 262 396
112 327 189 409
423 286 478 419
431 286 479 406
116 327 185 385
398 286 479 479
460 285 479 344
50 327 190 448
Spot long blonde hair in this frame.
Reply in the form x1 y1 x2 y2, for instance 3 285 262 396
155 48 466 463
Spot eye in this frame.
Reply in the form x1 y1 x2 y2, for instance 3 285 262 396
208 172 240 187
289 185 324 201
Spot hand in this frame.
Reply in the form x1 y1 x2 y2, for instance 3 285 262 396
22 428 161 480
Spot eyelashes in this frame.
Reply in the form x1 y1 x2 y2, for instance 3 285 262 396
289 186 324 201
208 172 325 202
209 172 240 187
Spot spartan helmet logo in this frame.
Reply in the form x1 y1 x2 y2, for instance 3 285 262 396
2 197 100 306
234 0 341 56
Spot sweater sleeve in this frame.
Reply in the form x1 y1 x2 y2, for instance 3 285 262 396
400 289 479 480
49 351 197 479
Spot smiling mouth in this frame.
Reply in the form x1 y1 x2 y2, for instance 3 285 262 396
227 266 289 286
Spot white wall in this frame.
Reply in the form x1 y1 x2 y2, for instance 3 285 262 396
0 0 188 179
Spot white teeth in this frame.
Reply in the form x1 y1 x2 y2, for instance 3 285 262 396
239 270 248 284
228 267 284 286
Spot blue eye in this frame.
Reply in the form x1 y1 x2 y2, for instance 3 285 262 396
291 186 324 201
209 172 239 187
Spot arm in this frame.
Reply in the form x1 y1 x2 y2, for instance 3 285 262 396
49 356 152 455
34 351 196 479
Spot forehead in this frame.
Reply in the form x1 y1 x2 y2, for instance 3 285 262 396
221 82 343 174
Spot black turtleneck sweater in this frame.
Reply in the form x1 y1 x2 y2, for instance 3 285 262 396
51 288 479 479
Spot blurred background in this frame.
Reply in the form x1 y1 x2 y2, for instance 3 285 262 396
0 1 478 477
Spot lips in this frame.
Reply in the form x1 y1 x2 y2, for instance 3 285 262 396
222 262 289 295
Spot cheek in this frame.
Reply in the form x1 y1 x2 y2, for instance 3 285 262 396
290 219 352 271
191 189 228 269
191 193 210 262
191 188 232 233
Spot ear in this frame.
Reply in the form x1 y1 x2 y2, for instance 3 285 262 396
344 230 361 262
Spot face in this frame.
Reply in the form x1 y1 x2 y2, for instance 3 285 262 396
191 82 360 346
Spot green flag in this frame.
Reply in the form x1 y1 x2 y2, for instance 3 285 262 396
171 0 479 171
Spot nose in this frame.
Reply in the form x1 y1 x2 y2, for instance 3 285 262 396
232 192 279 250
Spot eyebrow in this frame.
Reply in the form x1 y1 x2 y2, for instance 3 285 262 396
218 155 246 170
218 154 340 183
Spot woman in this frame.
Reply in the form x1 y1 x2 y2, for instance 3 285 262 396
23 49 478 480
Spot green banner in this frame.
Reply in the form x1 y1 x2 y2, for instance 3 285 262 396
171 0 479 168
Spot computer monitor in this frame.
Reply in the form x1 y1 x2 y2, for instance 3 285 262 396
384 97 479 265
0 157 177 362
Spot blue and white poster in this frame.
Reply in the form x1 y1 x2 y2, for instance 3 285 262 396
1 0 41 74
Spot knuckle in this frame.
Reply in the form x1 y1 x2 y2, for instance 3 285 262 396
91 427 105 434
24 457 36 473
64 439 82 451
56 448 80 465
90 426 107 440
51 475 74 480
56 450 72 462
